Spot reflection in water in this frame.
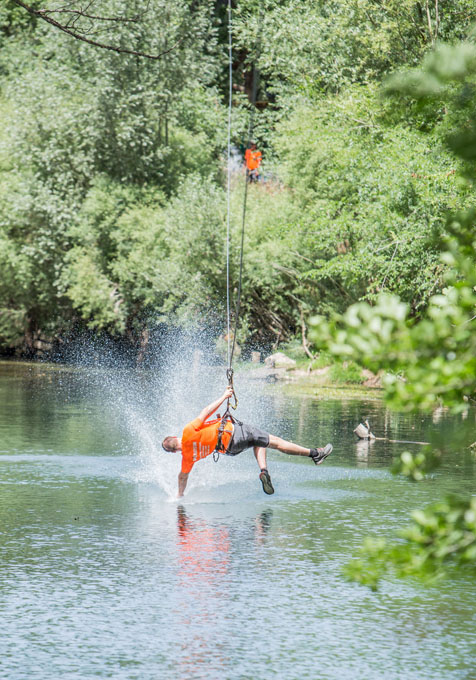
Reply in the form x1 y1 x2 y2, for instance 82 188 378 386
175 506 231 679
174 506 274 679
432 405 449 424
176 505 230 578
355 438 375 465
254 509 273 546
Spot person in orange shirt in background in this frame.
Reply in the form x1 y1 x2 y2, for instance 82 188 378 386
244 142 262 182
162 387 333 498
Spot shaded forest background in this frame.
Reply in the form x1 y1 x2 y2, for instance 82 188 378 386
0 0 475 360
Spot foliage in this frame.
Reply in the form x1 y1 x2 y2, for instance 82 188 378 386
0 0 475 357
272 86 467 317
3 0 224 188
0 2 36 47
310 40 476 586
57 174 227 333
329 361 364 385
0 0 229 348
392 448 441 481
344 495 476 590
310 43 476 414
233 0 475 102
311 216 476 412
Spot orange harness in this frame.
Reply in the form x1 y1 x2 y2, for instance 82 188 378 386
213 368 241 461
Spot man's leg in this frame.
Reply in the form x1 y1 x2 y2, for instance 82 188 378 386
268 435 310 456
268 435 333 464
253 446 267 469
254 446 274 495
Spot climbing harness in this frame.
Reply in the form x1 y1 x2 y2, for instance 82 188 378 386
212 367 240 462
212 405 242 462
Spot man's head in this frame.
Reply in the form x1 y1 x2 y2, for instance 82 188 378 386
162 436 181 452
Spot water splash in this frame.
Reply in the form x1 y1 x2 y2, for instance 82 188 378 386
69 329 272 502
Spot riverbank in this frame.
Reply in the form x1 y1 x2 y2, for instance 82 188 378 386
0 344 384 402
238 339 383 399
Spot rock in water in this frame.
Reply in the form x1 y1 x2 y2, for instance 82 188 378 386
264 352 296 369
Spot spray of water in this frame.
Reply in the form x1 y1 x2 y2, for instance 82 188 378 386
70 329 274 503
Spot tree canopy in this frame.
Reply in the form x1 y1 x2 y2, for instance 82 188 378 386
0 0 475 358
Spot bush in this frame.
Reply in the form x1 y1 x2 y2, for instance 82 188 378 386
329 361 364 385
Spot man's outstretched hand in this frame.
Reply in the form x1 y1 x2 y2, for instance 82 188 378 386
197 386 235 426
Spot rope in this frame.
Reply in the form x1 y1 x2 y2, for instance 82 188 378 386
227 10 261 374
225 0 232 369
214 0 241 463
219 0 262 433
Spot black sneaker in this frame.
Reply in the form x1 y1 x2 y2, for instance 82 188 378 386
259 469 274 495
309 443 333 465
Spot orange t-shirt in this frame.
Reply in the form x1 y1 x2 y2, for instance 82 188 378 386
180 417 234 474
245 148 262 171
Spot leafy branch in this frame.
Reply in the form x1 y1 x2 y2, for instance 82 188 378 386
310 41 476 587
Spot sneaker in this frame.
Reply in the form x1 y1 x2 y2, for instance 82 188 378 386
259 469 274 495
309 443 333 465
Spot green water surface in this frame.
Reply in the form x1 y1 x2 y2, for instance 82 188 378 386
0 361 475 680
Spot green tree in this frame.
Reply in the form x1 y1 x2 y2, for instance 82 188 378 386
234 0 475 102
0 0 227 349
310 40 476 586
2 0 476 356
272 85 468 316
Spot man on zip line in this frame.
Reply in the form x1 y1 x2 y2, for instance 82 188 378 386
162 386 333 497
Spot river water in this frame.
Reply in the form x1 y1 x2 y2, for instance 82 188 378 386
0 360 475 680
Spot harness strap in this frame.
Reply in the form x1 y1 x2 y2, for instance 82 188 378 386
213 367 241 462
213 408 242 462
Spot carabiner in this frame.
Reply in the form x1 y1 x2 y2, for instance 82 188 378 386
226 367 238 410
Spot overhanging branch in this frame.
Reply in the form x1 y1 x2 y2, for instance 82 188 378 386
11 0 186 60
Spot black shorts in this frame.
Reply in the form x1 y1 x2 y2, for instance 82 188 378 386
226 421 270 456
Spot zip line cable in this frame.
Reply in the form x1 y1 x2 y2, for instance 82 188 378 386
228 46 260 373
222 2 262 417
226 6 261 368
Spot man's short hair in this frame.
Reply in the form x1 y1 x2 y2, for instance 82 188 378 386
162 436 177 452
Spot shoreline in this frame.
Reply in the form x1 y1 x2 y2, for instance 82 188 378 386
0 356 384 401
237 360 383 399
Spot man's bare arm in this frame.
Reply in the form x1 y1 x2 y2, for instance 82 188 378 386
196 387 233 425
178 472 189 498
